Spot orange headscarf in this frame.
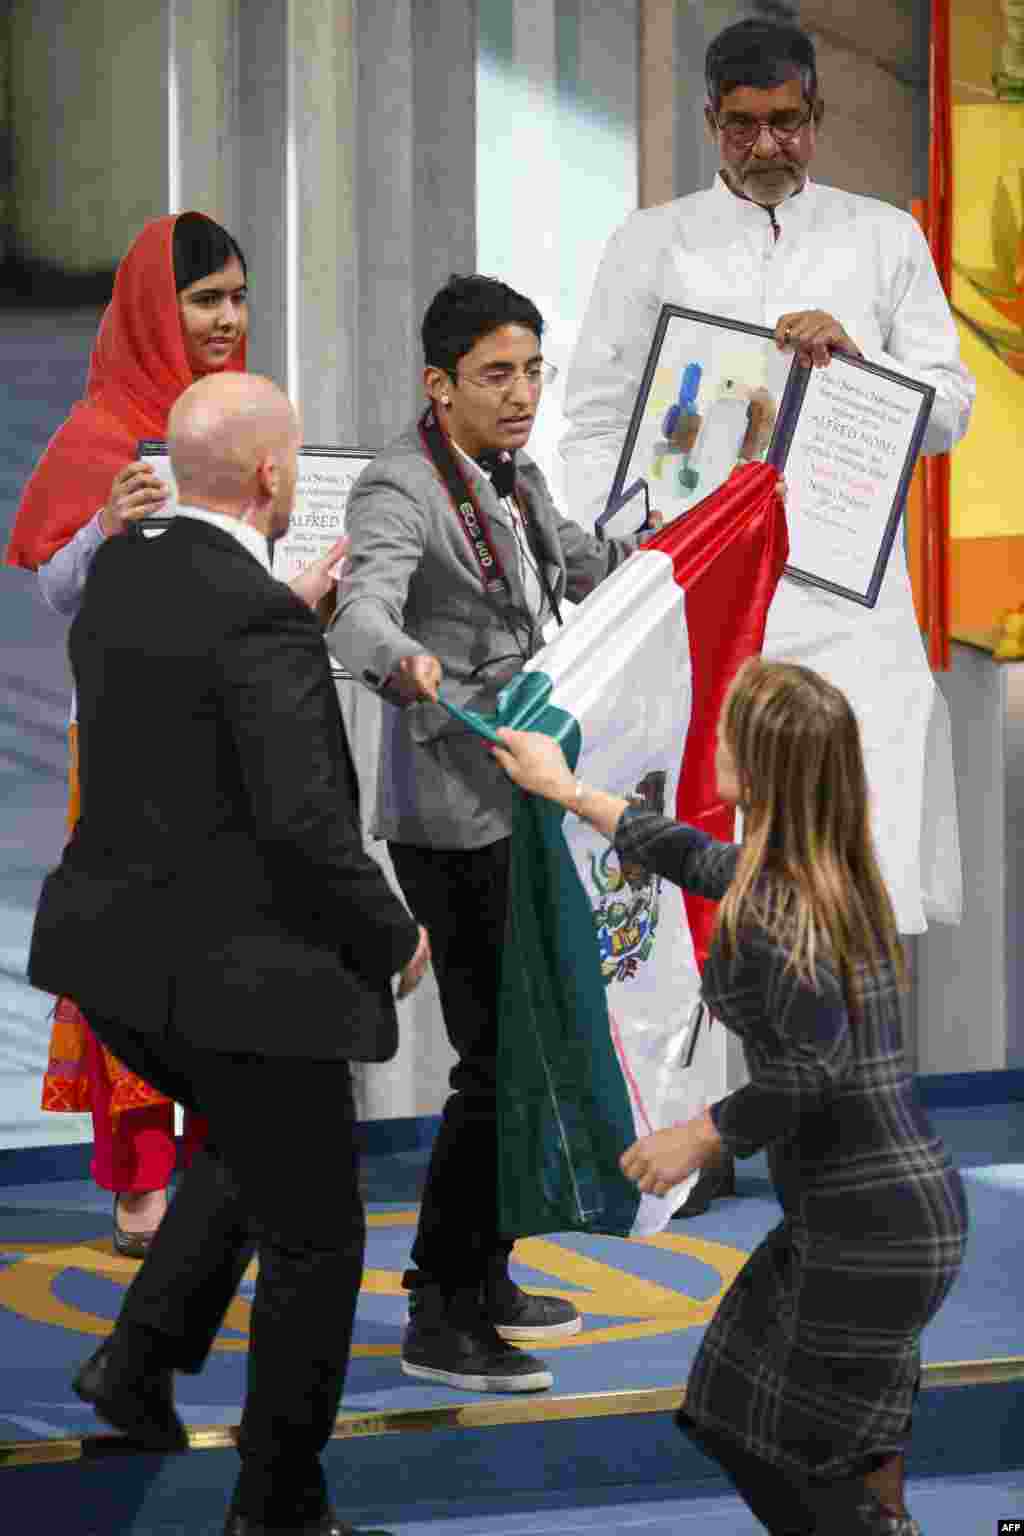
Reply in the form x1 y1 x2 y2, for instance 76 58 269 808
5 212 248 571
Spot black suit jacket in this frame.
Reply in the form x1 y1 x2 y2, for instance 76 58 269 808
29 516 419 1061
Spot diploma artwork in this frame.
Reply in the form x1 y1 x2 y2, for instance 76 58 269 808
137 440 373 582
608 306 935 606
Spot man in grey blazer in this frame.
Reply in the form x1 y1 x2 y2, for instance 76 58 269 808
329 275 650 1393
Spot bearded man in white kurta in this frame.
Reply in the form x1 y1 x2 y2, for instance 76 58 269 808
562 18 974 949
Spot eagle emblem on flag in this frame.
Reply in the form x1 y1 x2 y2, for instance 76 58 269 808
590 770 666 984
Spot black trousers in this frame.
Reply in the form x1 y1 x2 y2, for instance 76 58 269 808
388 837 513 1291
84 1010 364 1525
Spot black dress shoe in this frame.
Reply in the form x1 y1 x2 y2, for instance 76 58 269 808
72 1339 188 1451
672 1152 736 1218
223 1512 392 1535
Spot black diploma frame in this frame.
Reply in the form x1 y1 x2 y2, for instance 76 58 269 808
603 305 935 608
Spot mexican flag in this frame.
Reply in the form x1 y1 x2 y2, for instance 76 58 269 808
484 463 788 1238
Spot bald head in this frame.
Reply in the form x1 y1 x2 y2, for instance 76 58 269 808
168 373 300 533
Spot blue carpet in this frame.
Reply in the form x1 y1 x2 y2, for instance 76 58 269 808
0 1105 1021 1444
4 1391 1022 1533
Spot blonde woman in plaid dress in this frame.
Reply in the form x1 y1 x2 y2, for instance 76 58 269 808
492 659 968 1535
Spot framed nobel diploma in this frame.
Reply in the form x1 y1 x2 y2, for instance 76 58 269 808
606 306 935 607
136 441 374 582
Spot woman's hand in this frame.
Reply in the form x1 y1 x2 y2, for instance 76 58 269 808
101 462 169 535
287 535 349 611
620 1110 722 1197
490 728 577 807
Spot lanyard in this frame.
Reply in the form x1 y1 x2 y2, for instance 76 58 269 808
419 406 511 597
417 406 563 627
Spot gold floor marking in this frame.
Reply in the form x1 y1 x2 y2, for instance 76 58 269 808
0 1213 748 1353
0 1217 1021 1470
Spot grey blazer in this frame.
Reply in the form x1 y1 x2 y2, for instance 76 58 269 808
328 421 637 849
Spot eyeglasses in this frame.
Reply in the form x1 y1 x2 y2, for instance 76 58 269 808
454 360 558 393
713 108 813 150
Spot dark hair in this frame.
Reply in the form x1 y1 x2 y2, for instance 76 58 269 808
172 212 248 293
705 18 818 112
422 274 543 375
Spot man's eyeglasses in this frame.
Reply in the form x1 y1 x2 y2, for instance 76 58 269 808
712 108 813 150
454 360 558 394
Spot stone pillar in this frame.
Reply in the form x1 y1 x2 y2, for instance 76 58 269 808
166 0 473 1119
799 0 928 208
9 0 166 271
345 0 475 1116
169 0 361 443
228 2 291 401
639 0 677 209
356 0 476 447
0 3 10 270
167 0 241 234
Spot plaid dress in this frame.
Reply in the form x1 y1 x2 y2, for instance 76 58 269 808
615 810 969 1480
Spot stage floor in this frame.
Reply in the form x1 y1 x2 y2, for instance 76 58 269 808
1 1104 1021 1458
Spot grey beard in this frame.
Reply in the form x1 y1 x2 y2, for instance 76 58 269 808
725 162 805 206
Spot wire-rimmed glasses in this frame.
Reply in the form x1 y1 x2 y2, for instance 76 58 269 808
454 360 558 394
712 107 813 150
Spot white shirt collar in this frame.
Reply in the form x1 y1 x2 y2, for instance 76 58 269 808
449 434 535 494
175 505 273 575
451 437 494 482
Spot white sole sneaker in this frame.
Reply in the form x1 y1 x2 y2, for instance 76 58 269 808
401 1360 554 1392
494 1314 583 1342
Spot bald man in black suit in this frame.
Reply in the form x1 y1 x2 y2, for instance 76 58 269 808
28 372 428 1536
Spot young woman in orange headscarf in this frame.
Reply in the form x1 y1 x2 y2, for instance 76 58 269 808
6 212 249 1255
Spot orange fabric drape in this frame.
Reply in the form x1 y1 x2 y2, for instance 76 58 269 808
40 726 175 1116
5 212 247 572
919 0 954 670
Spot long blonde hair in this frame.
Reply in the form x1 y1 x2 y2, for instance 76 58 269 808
715 658 905 1003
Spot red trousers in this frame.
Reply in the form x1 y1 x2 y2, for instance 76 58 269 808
84 1029 207 1193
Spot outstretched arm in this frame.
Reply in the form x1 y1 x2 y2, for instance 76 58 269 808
490 729 740 897
490 727 629 838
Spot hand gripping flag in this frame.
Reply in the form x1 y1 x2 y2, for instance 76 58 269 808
451 464 788 1238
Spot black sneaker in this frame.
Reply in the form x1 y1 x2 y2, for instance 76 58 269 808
487 1282 582 1342
401 1282 553 1393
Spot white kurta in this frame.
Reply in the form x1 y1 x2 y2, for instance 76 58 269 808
561 175 975 934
